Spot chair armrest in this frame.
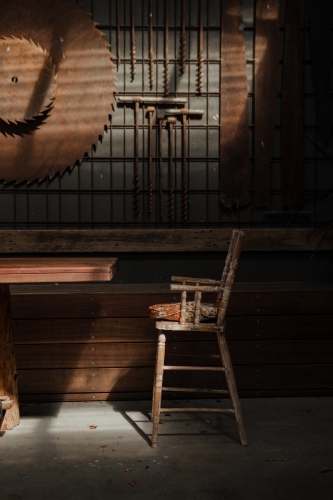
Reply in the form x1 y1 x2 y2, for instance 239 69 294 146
172 276 221 286
170 284 221 292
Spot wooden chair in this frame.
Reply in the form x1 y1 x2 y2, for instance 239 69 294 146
149 229 247 448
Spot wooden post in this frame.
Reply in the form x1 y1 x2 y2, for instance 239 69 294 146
0 284 20 430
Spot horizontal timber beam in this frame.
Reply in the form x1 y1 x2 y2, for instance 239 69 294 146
0 229 331 253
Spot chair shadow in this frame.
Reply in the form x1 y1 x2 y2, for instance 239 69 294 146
110 399 241 447
118 408 152 446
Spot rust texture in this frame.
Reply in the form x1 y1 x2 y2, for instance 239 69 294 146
134 100 140 214
149 0 154 89
158 115 164 219
147 106 154 214
131 0 136 80
164 0 169 96
282 0 303 209
117 0 121 70
219 0 250 210
0 0 116 184
167 117 176 223
197 0 204 93
180 0 186 73
254 0 280 207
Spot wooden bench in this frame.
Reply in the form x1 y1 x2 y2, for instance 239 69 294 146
0 257 118 430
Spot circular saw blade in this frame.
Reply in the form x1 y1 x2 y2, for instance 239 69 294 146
0 0 117 184
0 37 56 124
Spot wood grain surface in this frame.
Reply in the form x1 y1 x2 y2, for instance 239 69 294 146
0 229 332 252
0 284 20 430
0 257 118 283
7 282 333 402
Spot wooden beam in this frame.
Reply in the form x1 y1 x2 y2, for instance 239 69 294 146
0 228 332 253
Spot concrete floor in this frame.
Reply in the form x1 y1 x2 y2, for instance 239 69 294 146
0 397 332 500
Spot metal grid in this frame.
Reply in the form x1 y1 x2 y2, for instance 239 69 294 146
0 0 332 229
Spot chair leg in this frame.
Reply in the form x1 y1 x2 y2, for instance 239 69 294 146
217 331 247 446
151 333 166 448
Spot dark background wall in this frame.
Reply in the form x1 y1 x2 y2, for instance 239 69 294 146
1 0 332 282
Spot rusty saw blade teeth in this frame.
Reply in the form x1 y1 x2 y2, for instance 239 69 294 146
0 36 57 124
0 0 117 184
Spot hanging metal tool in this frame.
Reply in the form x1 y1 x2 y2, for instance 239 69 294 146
164 0 169 96
282 0 303 209
118 96 187 104
197 0 204 93
254 0 280 207
149 0 154 89
180 0 186 73
134 99 140 214
219 0 250 209
117 0 121 71
147 106 155 214
165 109 204 222
131 0 136 80
308 0 333 151
117 96 187 215
167 117 176 223
158 114 164 219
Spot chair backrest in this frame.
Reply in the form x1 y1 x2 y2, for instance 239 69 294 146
216 230 244 326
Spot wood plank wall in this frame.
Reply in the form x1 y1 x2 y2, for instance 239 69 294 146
10 283 333 402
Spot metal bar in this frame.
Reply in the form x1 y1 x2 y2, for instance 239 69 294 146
165 109 204 115
158 114 164 219
147 106 155 214
117 96 187 104
180 0 186 73
167 117 176 223
181 112 188 222
131 0 136 80
164 109 203 222
198 0 204 93
164 0 169 95
282 0 303 209
134 100 140 214
254 0 280 207
219 0 250 209
117 0 121 71
149 0 154 89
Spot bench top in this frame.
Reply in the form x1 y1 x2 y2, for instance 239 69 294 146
0 257 118 283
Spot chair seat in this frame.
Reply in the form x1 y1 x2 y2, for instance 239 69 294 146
149 301 218 322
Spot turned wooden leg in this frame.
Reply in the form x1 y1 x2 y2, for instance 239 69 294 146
217 331 247 446
151 333 166 448
0 284 20 430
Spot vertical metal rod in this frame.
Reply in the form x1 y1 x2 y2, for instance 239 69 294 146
158 114 164 219
181 113 188 222
180 0 186 73
198 0 204 93
149 0 154 89
167 117 176 223
164 0 169 96
147 106 155 214
134 100 140 214
131 0 136 80
117 0 121 71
